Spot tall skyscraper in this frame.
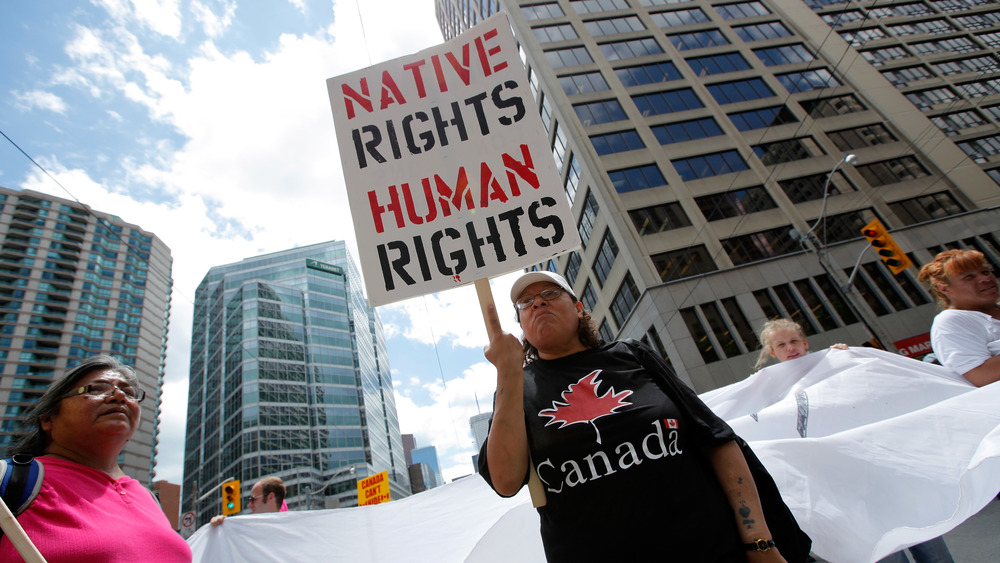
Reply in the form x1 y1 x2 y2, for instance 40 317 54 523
436 0 1000 390
182 241 409 522
411 445 443 488
0 186 172 483
470 411 492 450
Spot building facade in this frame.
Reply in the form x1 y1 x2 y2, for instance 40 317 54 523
182 241 409 523
0 186 172 483
435 0 1000 390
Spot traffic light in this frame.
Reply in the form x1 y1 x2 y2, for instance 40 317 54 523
861 219 912 275
221 480 241 516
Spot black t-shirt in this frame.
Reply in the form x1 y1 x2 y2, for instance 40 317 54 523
481 341 745 562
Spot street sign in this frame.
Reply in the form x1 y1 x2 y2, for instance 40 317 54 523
180 511 196 537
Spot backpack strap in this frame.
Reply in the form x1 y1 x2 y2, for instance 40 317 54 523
0 454 44 517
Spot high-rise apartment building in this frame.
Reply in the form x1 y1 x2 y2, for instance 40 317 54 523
182 241 409 522
0 186 172 483
435 0 1000 390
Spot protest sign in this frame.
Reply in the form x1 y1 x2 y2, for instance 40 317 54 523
327 13 579 307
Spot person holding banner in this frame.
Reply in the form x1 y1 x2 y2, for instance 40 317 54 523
210 475 287 526
919 249 1000 387
753 318 847 372
479 271 810 562
756 320 954 563
1 355 191 562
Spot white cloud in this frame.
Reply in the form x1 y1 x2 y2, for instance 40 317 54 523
394 360 498 482
190 0 235 37
13 89 68 113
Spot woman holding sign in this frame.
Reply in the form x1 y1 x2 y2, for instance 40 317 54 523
479 271 809 562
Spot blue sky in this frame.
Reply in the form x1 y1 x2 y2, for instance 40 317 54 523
2 0 524 484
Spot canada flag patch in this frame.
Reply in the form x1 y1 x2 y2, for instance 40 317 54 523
665 418 678 429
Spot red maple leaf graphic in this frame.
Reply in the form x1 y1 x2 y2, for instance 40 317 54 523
538 370 633 444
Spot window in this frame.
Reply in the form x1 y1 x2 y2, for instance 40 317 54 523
628 202 692 235
552 123 568 171
540 94 553 131
639 0 693 5
546 46 594 68
821 11 865 28
600 38 664 60
957 79 1000 98
978 32 1000 50
753 44 814 66
827 124 897 151
593 231 619 287
571 0 630 14
615 61 681 86
954 12 1000 31
840 28 888 46
722 297 760 351
905 87 959 109
889 192 965 225
957 135 1000 162
733 21 792 42
559 71 610 95
651 8 710 28
814 274 858 325
880 66 933 87
578 192 600 247
715 2 770 20
799 94 866 118
932 111 987 136
861 46 912 67
754 287 817 335
534 24 578 43
753 137 823 166
651 117 724 145
794 279 838 330
696 186 777 221
706 78 774 104
777 69 840 93
668 30 730 50
581 280 598 311
641 325 671 365
682 307 720 363
857 156 930 186
686 52 751 75
565 155 581 203
673 150 749 180
522 3 565 20
911 37 979 56
585 16 645 36
868 3 933 18
728 105 798 131
590 130 645 155
779 171 853 204
814 210 877 246
565 251 583 286
887 20 956 37
934 56 1000 76
983 105 1000 122
632 88 703 116
574 99 628 125
701 302 742 357
599 320 615 342
610 273 639 326
652 245 718 282
722 226 798 265
608 164 667 193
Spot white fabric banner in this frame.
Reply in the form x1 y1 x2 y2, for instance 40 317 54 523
188 348 1000 562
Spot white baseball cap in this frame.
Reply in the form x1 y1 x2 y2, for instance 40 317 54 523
509 271 576 303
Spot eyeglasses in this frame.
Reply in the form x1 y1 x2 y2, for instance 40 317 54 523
69 382 145 403
515 288 564 310
247 494 262 504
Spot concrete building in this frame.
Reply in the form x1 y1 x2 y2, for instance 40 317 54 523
470 411 492 451
435 0 1000 390
0 186 172 483
181 241 409 523
152 480 182 530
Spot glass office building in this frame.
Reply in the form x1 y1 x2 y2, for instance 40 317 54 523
0 186 172 483
182 241 409 522
434 0 1000 390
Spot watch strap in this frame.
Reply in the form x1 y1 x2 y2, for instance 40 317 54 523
745 538 776 552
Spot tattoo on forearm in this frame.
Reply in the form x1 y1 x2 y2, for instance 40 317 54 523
739 500 755 529
737 477 743 484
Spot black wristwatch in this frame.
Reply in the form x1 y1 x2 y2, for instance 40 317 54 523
745 539 776 552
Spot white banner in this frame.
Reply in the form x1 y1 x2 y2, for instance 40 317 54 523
188 349 1000 562
327 13 579 306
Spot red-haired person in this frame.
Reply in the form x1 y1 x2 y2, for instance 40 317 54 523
918 249 1000 387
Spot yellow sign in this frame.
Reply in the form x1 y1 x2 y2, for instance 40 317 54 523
358 470 391 506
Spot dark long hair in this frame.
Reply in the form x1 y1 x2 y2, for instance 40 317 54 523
522 309 602 365
7 355 139 457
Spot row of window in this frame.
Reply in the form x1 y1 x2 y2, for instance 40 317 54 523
524 0 773 23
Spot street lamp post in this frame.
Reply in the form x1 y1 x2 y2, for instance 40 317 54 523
790 154 897 352
305 465 358 510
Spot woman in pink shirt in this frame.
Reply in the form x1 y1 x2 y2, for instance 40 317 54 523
1 355 191 562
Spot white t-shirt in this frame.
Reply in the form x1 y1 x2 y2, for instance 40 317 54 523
930 309 1000 376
